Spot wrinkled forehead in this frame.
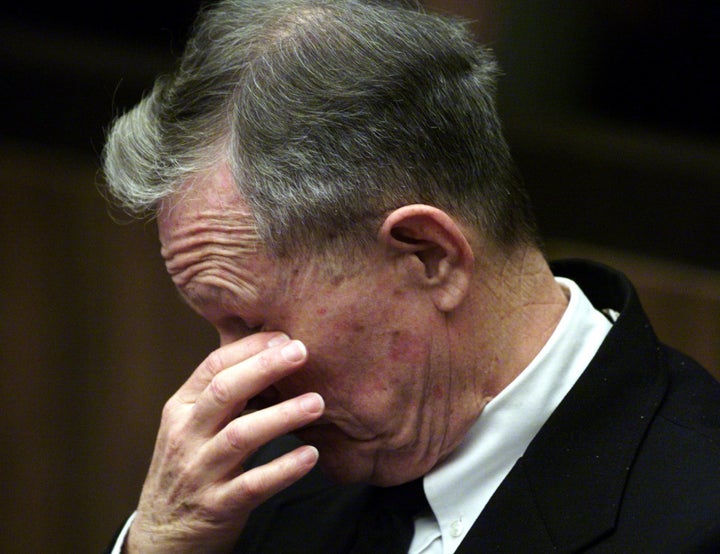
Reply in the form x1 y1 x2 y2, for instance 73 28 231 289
157 166 260 247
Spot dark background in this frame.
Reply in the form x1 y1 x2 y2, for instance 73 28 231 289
2 1 719 265
1 1 718 552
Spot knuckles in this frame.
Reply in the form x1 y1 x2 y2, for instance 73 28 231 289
158 402 196 459
208 374 233 405
224 420 253 453
161 396 182 421
203 349 231 378
234 471 270 506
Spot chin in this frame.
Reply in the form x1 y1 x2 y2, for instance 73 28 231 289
319 460 426 487
295 426 373 483
312 441 429 487
296 422 431 486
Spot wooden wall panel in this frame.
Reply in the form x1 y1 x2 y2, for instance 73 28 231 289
0 143 216 553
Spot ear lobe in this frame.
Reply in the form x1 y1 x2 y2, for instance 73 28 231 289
380 205 474 312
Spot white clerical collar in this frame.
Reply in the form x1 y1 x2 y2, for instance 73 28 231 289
410 277 613 554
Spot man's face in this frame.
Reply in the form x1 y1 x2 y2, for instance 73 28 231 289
157 168 456 486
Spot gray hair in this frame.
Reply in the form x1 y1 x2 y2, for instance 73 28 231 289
102 0 537 258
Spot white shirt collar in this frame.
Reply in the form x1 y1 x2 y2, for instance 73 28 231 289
411 277 613 554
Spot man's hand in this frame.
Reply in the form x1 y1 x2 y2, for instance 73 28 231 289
125 332 323 553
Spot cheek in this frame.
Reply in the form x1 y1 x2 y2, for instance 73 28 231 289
388 329 425 363
282 291 431 391
313 326 428 400
313 297 429 369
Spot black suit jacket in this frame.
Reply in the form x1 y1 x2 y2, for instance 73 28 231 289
232 260 720 553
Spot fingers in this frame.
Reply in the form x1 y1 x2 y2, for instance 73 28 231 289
200 392 324 481
129 442 320 554
190 338 309 431
217 444 320 511
177 332 287 401
128 332 322 552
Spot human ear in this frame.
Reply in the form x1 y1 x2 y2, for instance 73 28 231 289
378 205 474 312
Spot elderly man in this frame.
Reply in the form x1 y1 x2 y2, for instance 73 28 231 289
102 0 720 552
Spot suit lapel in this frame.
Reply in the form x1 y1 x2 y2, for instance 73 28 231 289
459 261 669 552
456 459 557 552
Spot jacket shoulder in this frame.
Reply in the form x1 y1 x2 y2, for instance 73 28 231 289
657 346 720 440
612 346 720 552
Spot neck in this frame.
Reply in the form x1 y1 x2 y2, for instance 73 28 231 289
459 245 569 403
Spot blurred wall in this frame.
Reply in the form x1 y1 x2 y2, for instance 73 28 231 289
0 144 217 552
1 1 718 552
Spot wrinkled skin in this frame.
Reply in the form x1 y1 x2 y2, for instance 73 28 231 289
124 167 494 552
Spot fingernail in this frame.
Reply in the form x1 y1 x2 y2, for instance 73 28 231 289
267 333 290 348
298 445 319 465
300 393 324 413
281 340 306 362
